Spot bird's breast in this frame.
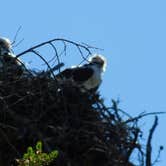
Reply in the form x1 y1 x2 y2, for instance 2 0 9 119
83 68 102 90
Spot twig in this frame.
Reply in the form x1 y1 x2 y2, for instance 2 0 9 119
111 99 122 121
49 42 61 73
12 26 22 45
152 146 163 165
146 116 158 166
16 38 92 58
81 42 104 51
31 50 56 79
124 112 165 124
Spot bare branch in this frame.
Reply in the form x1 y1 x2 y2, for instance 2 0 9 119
124 112 165 124
81 42 104 51
111 99 122 121
146 116 158 166
152 146 164 165
16 38 92 58
49 42 61 73
12 26 22 45
31 50 56 79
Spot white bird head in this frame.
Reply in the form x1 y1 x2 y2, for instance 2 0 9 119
0 37 12 55
89 54 107 72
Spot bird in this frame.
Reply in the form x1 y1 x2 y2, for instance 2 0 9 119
0 37 25 78
56 54 107 92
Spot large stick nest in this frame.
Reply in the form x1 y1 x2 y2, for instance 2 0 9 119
0 39 162 166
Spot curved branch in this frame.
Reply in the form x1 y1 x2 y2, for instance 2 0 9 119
16 38 92 58
146 116 158 166
31 50 56 79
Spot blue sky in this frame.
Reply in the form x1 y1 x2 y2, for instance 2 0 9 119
1 0 166 165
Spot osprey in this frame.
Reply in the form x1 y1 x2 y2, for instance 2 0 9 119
56 54 107 92
0 37 25 78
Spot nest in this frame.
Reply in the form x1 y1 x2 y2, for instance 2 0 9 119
0 38 162 166
0 73 139 166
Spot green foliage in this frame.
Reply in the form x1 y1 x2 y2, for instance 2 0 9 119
16 141 58 166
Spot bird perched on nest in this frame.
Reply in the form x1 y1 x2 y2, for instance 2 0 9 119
0 37 25 78
56 54 107 92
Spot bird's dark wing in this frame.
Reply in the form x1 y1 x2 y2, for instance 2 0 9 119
56 68 74 79
56 66 93 82
72 67 93 82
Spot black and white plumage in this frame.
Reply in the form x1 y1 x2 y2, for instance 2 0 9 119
56 54 107 92
0 37 25 78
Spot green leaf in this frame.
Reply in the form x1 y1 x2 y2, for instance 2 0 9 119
36 141 42 152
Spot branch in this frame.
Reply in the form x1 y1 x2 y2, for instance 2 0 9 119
152 146 164 165
12 26 22 45
49 42 61 73
31 50 56 79
16 38 92 59
124 112 165 124
146 116 158 166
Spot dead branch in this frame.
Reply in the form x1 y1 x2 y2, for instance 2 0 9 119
124 112 165 124
16 38 92 59
146 116 158 166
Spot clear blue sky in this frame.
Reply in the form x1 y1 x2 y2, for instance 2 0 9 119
1 0 166 165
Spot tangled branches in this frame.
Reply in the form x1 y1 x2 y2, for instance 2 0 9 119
0 38 164 166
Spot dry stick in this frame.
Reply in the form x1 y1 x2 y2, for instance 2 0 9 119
46 41 67 66
31 50 56 79
125 127 140 163
97 99 132 119
12 26 22 45
111 99 122 121
12 38 24 48
152 146 163 165
61 40 67 57
124 112 165 124
146 116 158 166
138 147 145 166
49 42 61 73
81 42 104 51
76 45 90 65
16 38 92 58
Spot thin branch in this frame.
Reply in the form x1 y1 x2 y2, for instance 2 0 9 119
76 45 90 63
152 146 164 165
49 42 61 73
12 38 24 48
12 26 22 45
125 128 140 163
31 50 56 79
146 116 158 166
111 99 122 122
124 112 165 124
81 42 104 51
16 38 92 58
